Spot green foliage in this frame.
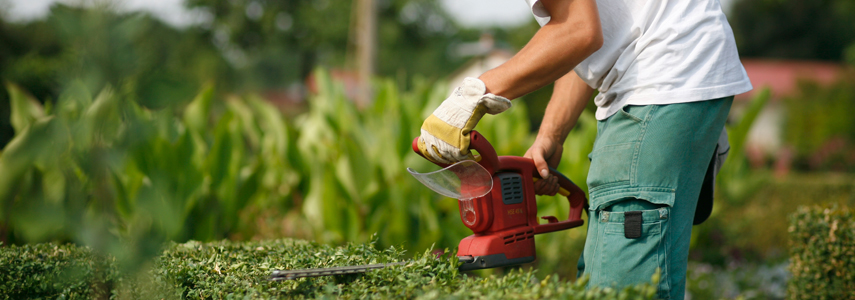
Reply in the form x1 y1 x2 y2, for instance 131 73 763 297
0 243 121 299
782 73 855 171
787 204 855 300
690 90 776 265
0 239 658 299
0 5 229 108
730 0 855 61
0 4 233 149
183 0 485 89
730 173 853 261
0 1 540 148
717 88 772 204
0 69 597 277
686 261 788 299
0 78 298 270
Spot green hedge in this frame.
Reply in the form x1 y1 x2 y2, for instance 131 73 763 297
0 242 121 299
788 205 855 299
0 239 657 299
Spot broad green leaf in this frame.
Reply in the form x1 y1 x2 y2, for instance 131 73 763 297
6 82 45 134
56 80 94 121
207 112 236 190
225 96 261 150
247 94 289 158
9 191 66 242
302 166 334 239
76 86 120 146
728 88 771 162
0 117 57 212
233 163 260 219
335 156 360 203
111 169 133 219
183 83 215 135
41 167 66 204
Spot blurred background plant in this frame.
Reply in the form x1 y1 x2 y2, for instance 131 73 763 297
0 68 592 279
0 0 854 298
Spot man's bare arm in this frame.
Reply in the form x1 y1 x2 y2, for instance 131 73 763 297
525 71 593 190
479 0 602 100
539 71 593 145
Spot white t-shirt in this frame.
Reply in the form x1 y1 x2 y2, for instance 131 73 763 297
526 0 753 120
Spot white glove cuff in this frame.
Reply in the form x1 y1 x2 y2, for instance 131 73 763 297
457 77 511 115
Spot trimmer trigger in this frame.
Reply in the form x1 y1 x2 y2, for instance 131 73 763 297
541 216 559 223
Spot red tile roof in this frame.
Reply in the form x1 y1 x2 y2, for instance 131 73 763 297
737 59 845 101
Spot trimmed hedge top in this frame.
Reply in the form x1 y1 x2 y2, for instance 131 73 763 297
1 238 657 299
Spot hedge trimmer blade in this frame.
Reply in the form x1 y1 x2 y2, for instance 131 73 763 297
270 262 406 281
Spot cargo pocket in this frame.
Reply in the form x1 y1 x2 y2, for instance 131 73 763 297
586 105 654 198
592 202 671 299
587 142 635 189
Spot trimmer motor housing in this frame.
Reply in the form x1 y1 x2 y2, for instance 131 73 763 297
413 131 588 271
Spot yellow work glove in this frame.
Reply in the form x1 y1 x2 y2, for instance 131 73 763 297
418 77 512 164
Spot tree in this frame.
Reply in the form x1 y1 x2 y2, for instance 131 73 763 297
730 0 855 62
183 0 482 88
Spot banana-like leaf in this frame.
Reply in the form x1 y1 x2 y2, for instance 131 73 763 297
75 87 120 147
207 112 237 191
6 82 45 134
0 117 57 213
247 94 289 158
40 167 66 204
56 80 94 121
728 88 771 164
226 96 262 150
182 83 214 135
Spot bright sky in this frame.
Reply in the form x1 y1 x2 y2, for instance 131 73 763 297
440 0 532 28
1 0 201 26
0 0 735 28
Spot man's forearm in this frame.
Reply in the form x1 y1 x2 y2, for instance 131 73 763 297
538 71 593 143
479 0 601 100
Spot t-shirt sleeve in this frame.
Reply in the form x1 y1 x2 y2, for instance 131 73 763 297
524 0 551 26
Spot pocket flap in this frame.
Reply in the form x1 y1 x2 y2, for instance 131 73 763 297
588 187 675 211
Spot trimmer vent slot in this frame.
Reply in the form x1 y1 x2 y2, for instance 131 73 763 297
498 173 524 205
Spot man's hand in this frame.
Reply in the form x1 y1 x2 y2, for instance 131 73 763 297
525 136 564 196
418 77 511 164
526 72 595 196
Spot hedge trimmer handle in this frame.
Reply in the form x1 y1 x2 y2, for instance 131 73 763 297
532 167 588 234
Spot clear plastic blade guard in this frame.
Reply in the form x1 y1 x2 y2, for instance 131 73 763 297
407 160 493 200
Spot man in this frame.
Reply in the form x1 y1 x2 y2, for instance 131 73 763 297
417 0 752 298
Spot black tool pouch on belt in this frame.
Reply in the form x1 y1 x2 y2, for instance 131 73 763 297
624 211 643 239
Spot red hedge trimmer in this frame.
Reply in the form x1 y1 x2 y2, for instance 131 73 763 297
271 131 587 280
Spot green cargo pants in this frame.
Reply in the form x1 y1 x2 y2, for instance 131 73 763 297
577 97 733 299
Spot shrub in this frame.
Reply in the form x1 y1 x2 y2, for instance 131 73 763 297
787 205 855 299
783 72 855 172
0 242 120 299
0 239 657 299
